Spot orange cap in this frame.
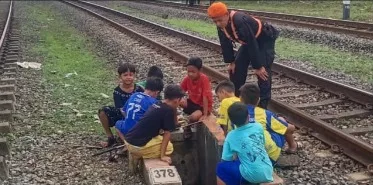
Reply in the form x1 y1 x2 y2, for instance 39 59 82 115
207 2 228 18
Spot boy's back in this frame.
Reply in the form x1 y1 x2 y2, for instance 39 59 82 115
247 105 288 162
125 101 176 147
117 92 157 135
223 122 273 183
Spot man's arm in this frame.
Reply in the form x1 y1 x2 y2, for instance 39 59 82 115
217 28 235 63
235 16 263 70
201 76 212 118
160 131 172 164
216 100 229 135
221 136 234 161
220 125 228 136
160 108 177 164
202 96 208 117
121 97 130 117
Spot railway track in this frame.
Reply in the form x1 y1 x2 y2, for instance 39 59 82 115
63 0 373 173
0 0 17 180
0 1 11 39
138 0 373 39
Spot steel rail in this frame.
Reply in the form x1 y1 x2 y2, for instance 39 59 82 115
77 0 373 107
0 1 13 51
63 0 373 168
141 0 373 39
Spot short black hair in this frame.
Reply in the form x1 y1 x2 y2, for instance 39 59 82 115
118 63 136 75
215 80 235 94
164 84 185 100
145 77 164 92
147 66 164 79
186 57 202 70
228 102 249 127
239 83 260 105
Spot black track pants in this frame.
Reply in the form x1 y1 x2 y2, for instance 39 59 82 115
229 39 275 109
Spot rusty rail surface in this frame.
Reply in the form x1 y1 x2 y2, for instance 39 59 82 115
0 0 14 180
139 0 373 39
63 0 373 169
0 1 12 50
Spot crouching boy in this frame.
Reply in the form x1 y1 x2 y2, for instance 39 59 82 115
180 57 213 122
124 84 185 164
216 102 273 185
240 83 297 165
115 77 164 141
215 81 241 135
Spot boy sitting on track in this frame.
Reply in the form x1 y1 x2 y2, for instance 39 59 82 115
180 57 213 138
115 77 164 140
215 80 241 135
136 65 164 100
124 84 185 164
98 63 144 148
136 66 163 90
216 102 273 185
240 83 297 165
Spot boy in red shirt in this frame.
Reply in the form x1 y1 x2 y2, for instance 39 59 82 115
180 57 213 126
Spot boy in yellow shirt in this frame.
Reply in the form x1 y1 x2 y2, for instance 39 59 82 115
239 83 297 165
215 81 240 135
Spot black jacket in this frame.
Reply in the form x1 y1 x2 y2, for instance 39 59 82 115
217 11 264 69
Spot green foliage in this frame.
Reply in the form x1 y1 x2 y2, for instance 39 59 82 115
24 4 116 135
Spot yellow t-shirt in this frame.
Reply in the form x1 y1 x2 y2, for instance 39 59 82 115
248 105 288 162
216 96 241 132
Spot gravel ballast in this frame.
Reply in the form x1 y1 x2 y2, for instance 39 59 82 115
7 1 372 185
94 1 373 93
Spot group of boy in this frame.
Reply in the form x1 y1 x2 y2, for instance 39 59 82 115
97 57 212 164
97 56 297 185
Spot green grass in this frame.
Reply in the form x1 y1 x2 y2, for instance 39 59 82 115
166 18 218 37
112 5 373 83
276 37 373 83
218 1 373 22
24 4 116 135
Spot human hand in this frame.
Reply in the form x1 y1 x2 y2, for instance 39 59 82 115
200 115 207 121
228 62 235 74
160 156 172 164
179 98 187 108
255 67 268 81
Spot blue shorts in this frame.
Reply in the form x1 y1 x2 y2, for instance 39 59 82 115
269 117 288 149
270 132 286 149
216 160 258 185
115 120 128 135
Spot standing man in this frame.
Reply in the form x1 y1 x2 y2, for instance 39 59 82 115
207 2 279 109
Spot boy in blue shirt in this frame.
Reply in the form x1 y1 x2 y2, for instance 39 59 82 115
115 77 164 138
216 102 273 185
